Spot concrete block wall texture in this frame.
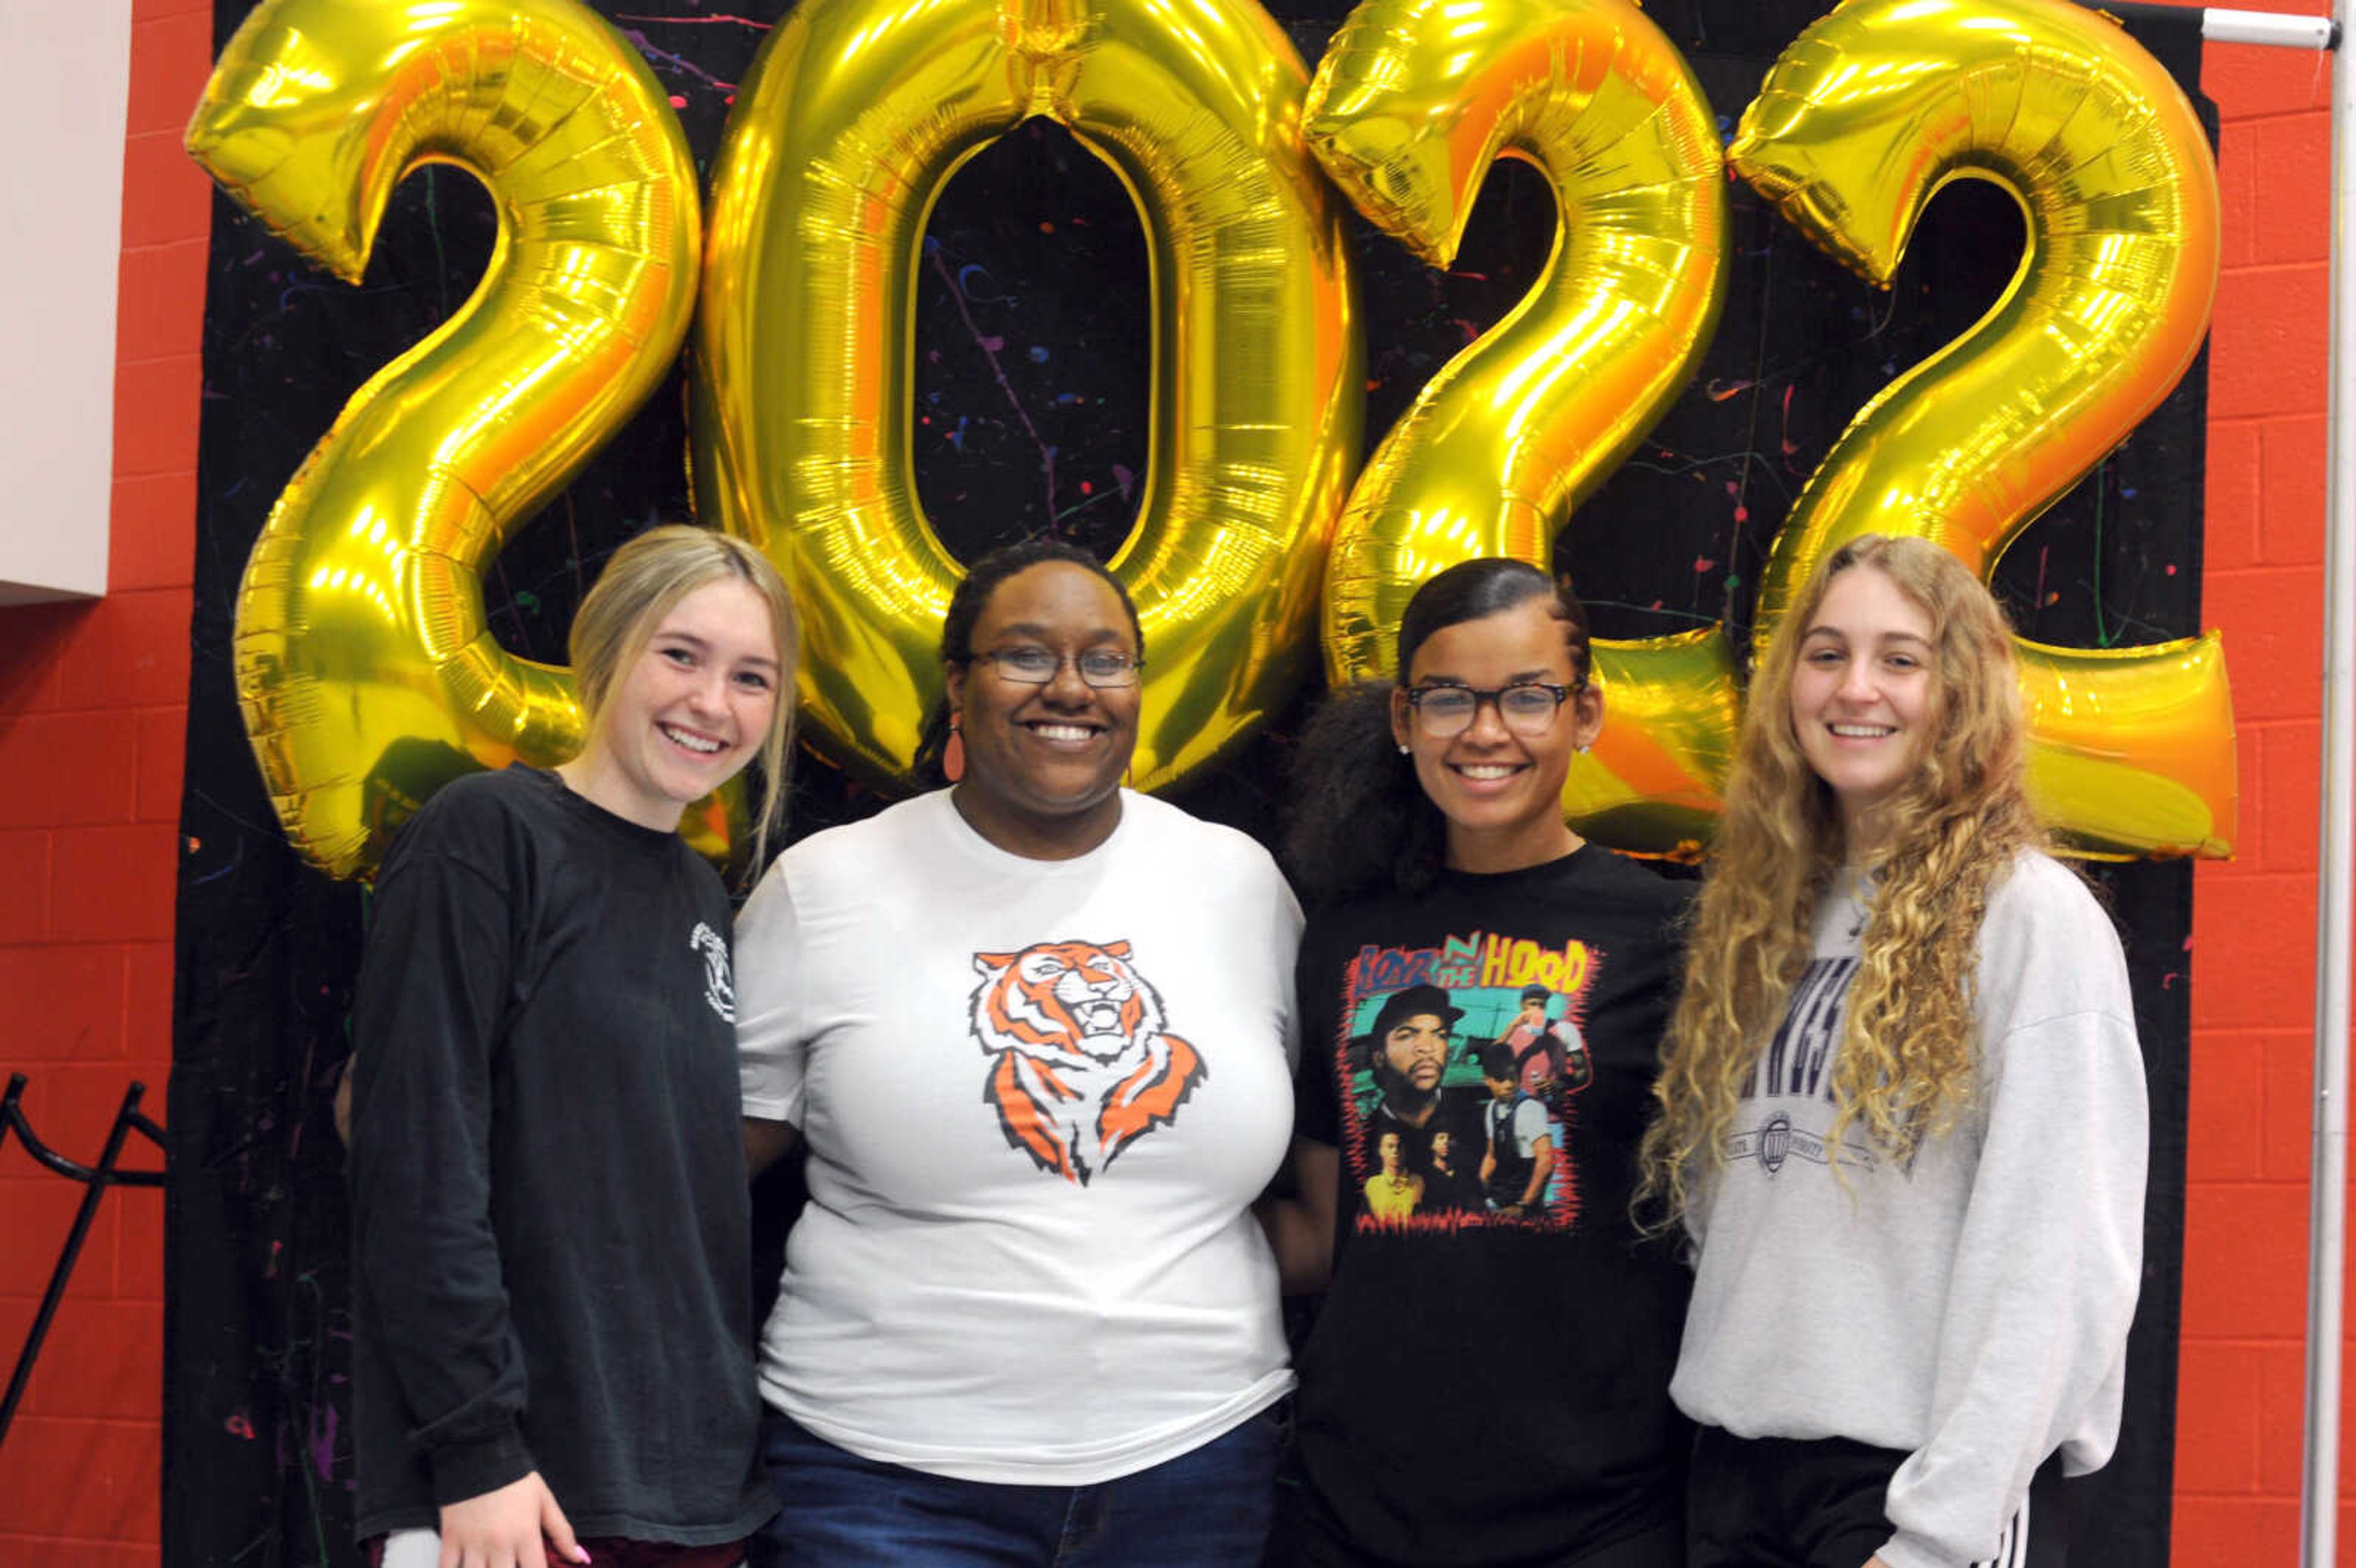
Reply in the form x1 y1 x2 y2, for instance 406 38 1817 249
0 0 206 1561
2172 2 2356 1559
0 0 2340 1562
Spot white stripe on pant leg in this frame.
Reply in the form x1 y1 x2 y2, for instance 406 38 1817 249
1970 1493 2029 1568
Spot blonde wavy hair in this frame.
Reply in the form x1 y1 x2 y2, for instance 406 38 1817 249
1638 535 2045 1224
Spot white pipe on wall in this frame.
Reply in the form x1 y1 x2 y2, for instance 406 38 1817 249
2097 9 2347 1566
2203 9 2336 50
2303 6 2354 1564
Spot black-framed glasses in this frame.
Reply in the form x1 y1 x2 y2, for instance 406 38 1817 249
969 645 1144 688
1404 681 1579 738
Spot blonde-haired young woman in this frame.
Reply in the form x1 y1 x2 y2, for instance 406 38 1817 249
349 525 796 1568
1641 535 2147 1568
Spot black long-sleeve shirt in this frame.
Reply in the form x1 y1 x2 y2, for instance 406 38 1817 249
347 766 774 1545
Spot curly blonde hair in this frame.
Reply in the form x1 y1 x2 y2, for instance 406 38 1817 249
1638 536 2046 1224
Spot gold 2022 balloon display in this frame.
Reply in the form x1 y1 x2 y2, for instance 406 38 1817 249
190 0 2235 875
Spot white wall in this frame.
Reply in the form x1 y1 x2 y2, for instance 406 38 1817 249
0 0 133 604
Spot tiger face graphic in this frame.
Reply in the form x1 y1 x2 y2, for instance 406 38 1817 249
969 939 1205 1185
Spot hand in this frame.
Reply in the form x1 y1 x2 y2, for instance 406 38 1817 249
437 1472 588 1568
1865 1558 1894 1568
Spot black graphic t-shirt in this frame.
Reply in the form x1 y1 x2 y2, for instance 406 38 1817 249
1292 847 1693 1568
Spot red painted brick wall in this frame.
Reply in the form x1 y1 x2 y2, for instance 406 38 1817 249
2171 2 2347 1561
0 1 2341 1564
0 0 209 1562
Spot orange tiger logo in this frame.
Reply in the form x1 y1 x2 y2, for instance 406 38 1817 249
969 939 1205 1185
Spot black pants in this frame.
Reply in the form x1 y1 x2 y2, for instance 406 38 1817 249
1685 1427 2070 1568
1272 1474 1685 1568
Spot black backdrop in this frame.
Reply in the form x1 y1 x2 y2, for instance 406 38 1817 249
168 2 2208 1562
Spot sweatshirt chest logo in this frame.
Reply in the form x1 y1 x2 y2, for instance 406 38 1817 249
691 921 734 1023
969 939 1204 1186
1723 1110 1882 1176
1747 956 1858 1104
1727 957 1888 1177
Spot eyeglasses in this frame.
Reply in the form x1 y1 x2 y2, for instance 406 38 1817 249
969 645 1144 688
1403 681 1579 738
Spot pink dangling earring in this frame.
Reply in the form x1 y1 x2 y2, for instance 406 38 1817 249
944 713 966 783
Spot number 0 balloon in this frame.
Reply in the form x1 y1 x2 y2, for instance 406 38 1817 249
694 0 1361 791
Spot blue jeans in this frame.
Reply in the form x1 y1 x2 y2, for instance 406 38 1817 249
748 1405 1280 1567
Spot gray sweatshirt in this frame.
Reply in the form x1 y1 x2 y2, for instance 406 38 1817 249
1669 852 2147 1568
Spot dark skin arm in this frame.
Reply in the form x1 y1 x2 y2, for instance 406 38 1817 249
1255 1136 1341 1295
745 1115 802 1178
1509 1134 1555 1215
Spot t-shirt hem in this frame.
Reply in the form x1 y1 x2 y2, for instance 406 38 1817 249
355 1497 777 1550
355 1504 438 1542
555 1497 780 1546
741 1093 799 1123
770 1369 1293 1485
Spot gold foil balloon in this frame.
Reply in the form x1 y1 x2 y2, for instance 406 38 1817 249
1730 0 2232 856
2022 638 2235 859
1582 629 1744 859
185 0 702 877
1306 0 1734 855
693 0 1361 791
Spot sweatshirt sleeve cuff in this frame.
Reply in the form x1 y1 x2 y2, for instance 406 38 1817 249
426 1420 535 1508
1876 1529 1963 1568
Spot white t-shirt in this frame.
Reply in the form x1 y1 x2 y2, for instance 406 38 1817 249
736 788 1303 1484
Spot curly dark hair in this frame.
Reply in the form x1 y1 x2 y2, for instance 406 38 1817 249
908 537 1144 788
1285 558 1590 909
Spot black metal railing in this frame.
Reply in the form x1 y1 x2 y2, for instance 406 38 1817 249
0 1073 167 1450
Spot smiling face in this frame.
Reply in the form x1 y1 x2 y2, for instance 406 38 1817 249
945 561 1142 858
1787 564 1937 853
1392 598 1603 874
571 576 780 832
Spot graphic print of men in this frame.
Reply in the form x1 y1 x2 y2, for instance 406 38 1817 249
1358 983 1477 1198
1361 1129 1424 1224
1421 1127 1480 1213
1478 1040 1554 1218
1496 983 1591 1104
